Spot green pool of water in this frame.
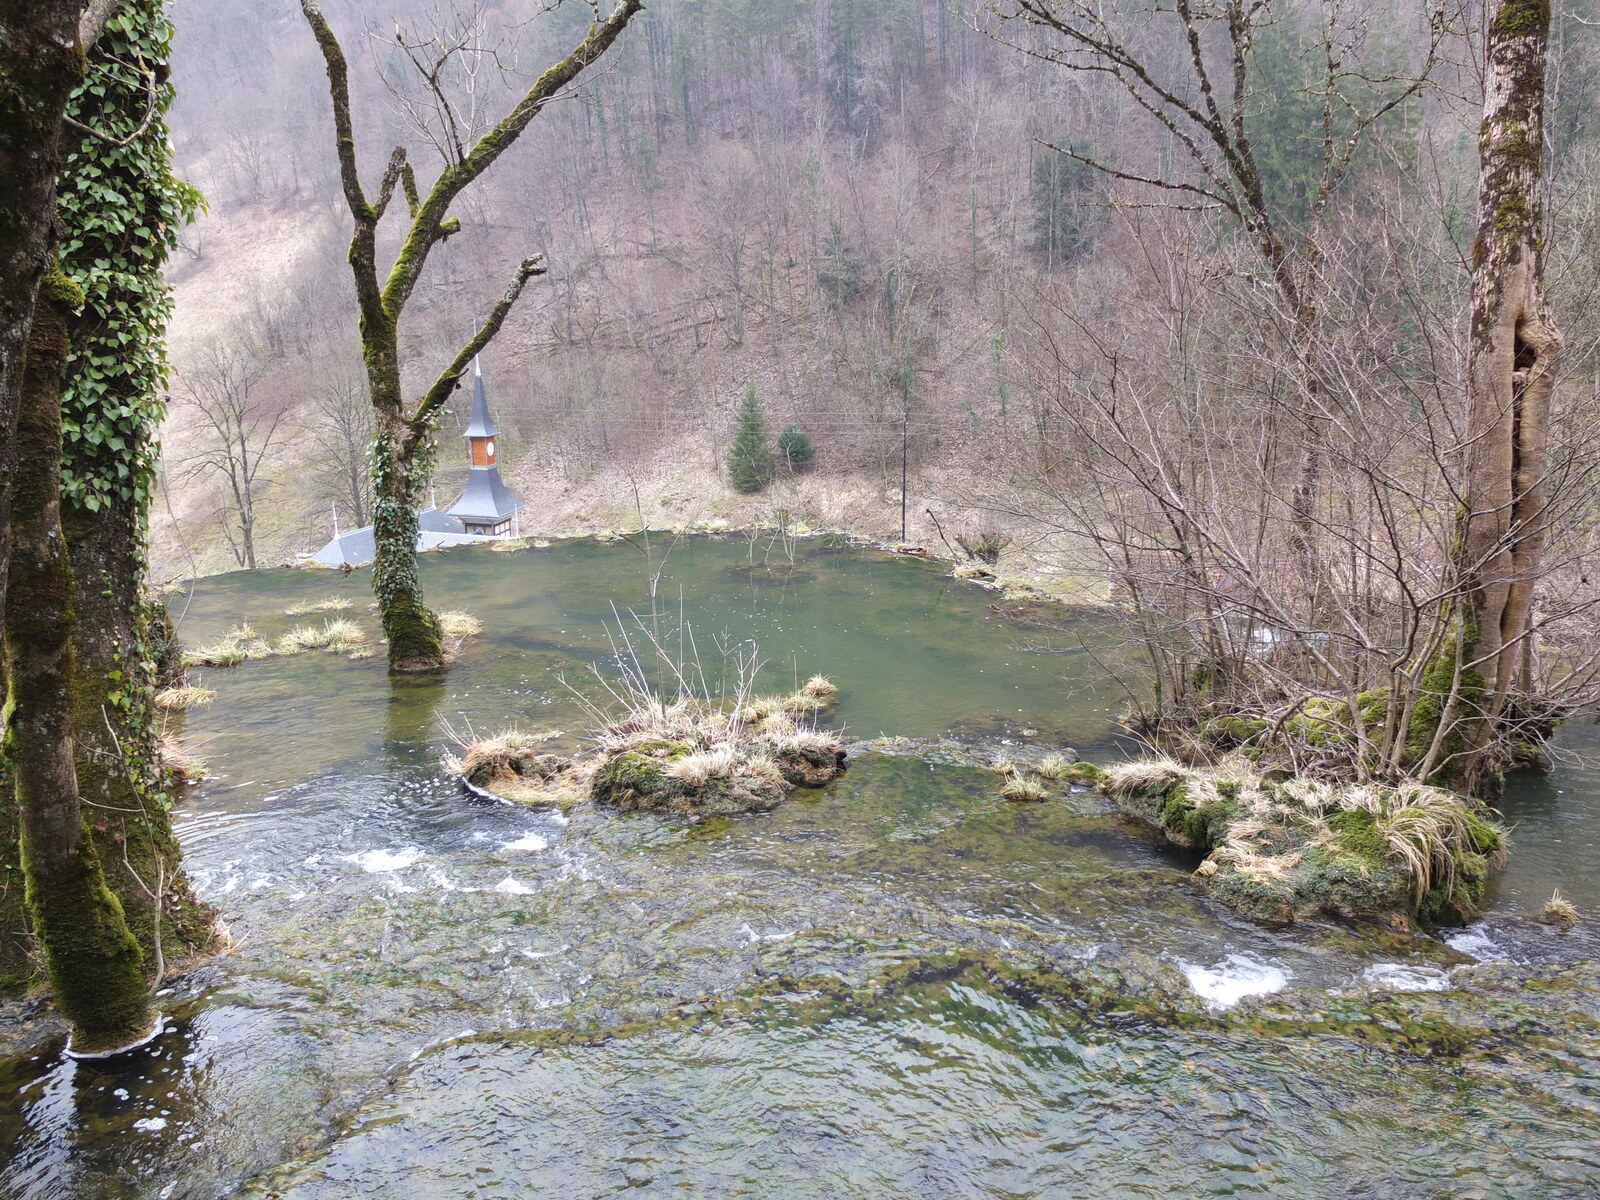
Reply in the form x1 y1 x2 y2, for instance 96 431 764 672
2 536 1597 1199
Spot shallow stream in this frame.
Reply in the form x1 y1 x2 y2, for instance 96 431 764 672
2 536 1598 1198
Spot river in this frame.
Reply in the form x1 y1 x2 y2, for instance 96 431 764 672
2 535 1597 1198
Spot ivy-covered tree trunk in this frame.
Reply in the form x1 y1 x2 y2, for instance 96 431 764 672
371 411 442 670
56 0 214 968
1425 0 1562 791
0 3 85 627
5 276 155 1055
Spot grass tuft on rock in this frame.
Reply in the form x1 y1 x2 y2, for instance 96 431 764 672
438 610 483 639
1036 752 1076 780
1000 775 1048 802
277 618 366 655
157 733 207 786
454 661 848 820
1539 889 1579 929
185 624 271 668
443 728 581 808
284 596 353 616
1101 757 1508 929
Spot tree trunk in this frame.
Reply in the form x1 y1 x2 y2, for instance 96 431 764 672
0 3 85 626
4 277 155 1054
64 498 214 977
1447 0 1562 786
371 408 443 671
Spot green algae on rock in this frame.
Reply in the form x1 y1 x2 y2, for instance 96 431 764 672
1101 758 1507 929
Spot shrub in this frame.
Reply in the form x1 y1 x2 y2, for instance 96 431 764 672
777 424 816 471
955 531 1012 565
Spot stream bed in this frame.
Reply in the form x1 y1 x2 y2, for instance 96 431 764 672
3 536 1599 1198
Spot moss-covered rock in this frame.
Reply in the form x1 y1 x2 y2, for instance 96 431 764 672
590 742 693 811
1100 759 1508 932
1197 715 1268 749
771 743 847 788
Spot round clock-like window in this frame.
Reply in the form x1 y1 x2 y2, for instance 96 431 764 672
485 439 495 457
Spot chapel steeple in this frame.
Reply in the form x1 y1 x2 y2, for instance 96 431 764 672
446 358 523 536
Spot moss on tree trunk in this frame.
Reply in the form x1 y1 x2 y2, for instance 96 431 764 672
1445 0 1562 792
64 499 214 975
5 280 153 1052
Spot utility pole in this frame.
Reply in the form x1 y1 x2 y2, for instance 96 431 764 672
900 360 910 542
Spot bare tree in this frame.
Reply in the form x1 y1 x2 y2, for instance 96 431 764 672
301 0 643 670
307 354 376 529
983 0 1446 582
176 340 286 570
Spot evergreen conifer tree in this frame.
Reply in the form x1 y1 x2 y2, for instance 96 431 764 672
727 386 775 493
777 423 815 471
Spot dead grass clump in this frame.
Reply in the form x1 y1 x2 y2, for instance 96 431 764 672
799 674 838 700
1539 889 1579 929
446 728 575 806
991 755 1019 777
768 727 841 757
489 538 530 553
1035 753 1076 780
438 610 483 639
664 746 741 788
185 624 271 667
284 596 352 616
1101 757 1186 799
596 697 731 754
154 685 217 711
158 733 207 785
1000 775 1048 802
278 618 365 655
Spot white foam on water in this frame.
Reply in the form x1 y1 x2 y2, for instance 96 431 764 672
1363 962 1451 992
132 1117 168 1132
521 943 570 959
1179 953 1290 1009
1444 926 1509 961
343 847 424 873
738 922 796 945
500 832 549 852
494 877 535 895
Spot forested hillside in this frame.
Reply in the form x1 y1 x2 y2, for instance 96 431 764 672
154 0 1599 581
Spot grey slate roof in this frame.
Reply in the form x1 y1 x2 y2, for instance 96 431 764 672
447 467 524 524
462 364 499 440
310 508 489 568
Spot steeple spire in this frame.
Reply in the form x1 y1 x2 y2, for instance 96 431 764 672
446 357 523 536
463 359 499 440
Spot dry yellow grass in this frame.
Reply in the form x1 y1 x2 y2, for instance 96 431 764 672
277 618 365 654
438 610 483 639
799 674 838 699
1540 889 1579 929
284 596 352 616
185 624 271 667
1035 753 1075 780
153 685 217 711
664 747 740 787
1000 775 1048 802
157 733 207 784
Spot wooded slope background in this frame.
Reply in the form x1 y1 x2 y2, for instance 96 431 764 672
152 0 1600 580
